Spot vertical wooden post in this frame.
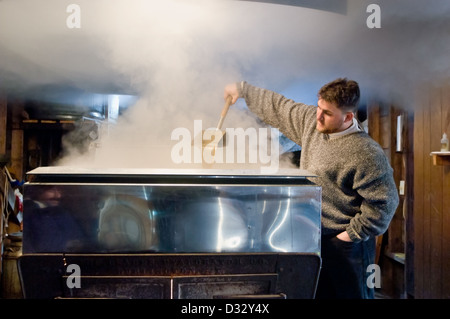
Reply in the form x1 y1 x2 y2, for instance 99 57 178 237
0 90 7 156
9 99 24 181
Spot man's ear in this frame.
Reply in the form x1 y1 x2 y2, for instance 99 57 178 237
344 111 354 123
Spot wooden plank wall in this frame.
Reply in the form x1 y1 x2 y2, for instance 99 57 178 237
404 111 415 298
413 85 450 299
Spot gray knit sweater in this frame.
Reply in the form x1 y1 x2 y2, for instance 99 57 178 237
238 82 399 242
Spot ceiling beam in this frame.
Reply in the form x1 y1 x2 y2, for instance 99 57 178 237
236 0 347 14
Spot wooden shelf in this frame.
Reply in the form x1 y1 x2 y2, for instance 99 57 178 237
385 252 405 265
430 151 450 166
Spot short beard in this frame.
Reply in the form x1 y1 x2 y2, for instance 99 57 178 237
316 123 337 134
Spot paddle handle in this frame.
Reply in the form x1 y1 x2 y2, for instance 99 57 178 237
217 95 233 130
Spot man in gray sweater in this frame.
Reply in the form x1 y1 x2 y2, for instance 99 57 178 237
223 78 399 299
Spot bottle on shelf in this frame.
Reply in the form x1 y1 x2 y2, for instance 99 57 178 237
441 133 449 152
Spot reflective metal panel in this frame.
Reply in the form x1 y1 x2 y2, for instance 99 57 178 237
23 167 321 254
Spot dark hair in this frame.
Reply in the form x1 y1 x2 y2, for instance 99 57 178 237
318 78 360 111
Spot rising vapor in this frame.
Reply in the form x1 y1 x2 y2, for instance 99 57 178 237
0 0 449 168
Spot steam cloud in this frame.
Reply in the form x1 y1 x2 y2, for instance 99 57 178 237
0 0 449 169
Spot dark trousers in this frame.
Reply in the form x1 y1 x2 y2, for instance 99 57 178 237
315 235 376 299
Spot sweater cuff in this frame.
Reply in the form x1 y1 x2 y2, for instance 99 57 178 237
237 81 247 98
346 227 363 243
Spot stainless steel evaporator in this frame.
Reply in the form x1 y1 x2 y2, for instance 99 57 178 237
18 167 322 299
